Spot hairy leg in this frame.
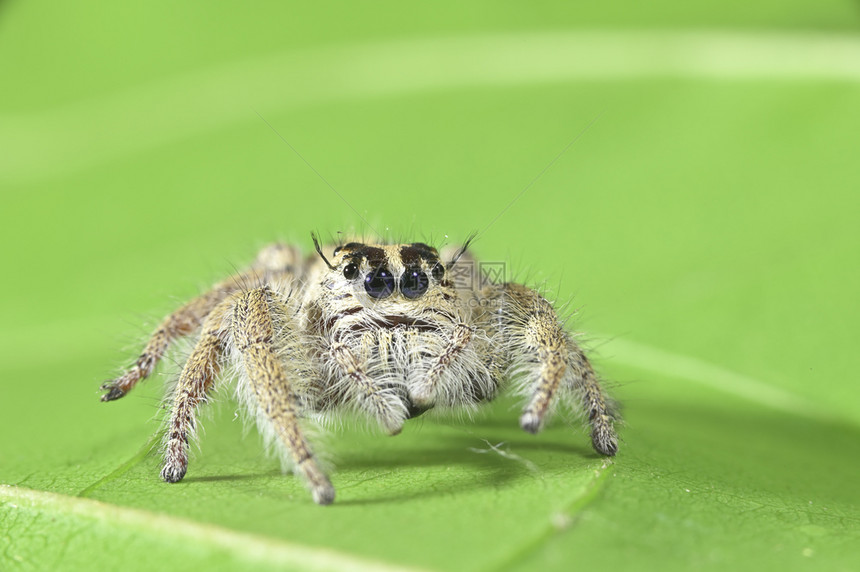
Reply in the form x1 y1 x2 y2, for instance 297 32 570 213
407 323 474 407
329 337 408 435
566 340 618 455
233 287 334 505
101 243 299 401
161 297 234 482
500 283 617 456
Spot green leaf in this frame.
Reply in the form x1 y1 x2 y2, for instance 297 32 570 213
1 2 859 571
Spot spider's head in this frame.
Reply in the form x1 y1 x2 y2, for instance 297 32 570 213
320 241 445 300
311 234 474 312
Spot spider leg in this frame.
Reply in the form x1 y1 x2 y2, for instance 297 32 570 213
101 243 299 401
161 296 234 483
407 246 502 407
100 285 236 401
233 287 334 505
329 337 407 435
408 322 474 407
565 339 618 455
500 283 618 456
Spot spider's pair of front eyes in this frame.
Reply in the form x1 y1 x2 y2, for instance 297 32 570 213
342 262 444 299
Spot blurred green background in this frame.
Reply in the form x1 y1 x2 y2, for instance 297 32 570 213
1 1 859 571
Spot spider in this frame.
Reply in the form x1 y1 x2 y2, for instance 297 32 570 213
100 235 618 505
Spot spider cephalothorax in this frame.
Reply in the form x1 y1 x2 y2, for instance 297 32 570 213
101 235 618 505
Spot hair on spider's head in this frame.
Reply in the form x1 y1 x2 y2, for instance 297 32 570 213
311 232 335 270
446 232 477 270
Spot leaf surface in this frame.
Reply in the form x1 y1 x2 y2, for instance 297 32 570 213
1 2 859 570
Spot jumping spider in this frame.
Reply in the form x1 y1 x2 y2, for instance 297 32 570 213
101 236 618 505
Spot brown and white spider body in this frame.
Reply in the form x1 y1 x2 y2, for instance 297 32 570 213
101 236 618 505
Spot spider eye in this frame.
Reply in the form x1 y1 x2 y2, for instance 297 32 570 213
364 266 395 299
343 262 358 280
401 267 429 299
431 262 445 281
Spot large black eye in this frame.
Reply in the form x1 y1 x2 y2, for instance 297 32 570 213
364 266 395 299
343 262 358 280
401 267 429 299
431 262 445 281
